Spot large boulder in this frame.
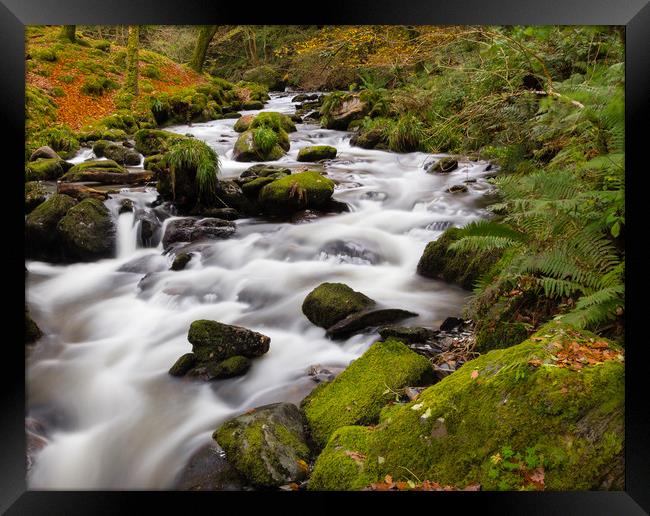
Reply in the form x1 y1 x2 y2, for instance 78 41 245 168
25 194 77 260
232 129 285 162
233 114 255 133
322 94 368 130
301 338 434 449
302 282 375 329
60 159 127 183
213 403 310 487
416 227 501 290
308 324 625 491
25 158 71 181
134 129 187 156
188 320 270 362
258 171 335 214
297 145 337 162
92 140 141 166
29 145 59 161
161 217 236 251
172 443 247 491
25 181 48 213
215 180 260 216
325 308 419 340
57 198 114 261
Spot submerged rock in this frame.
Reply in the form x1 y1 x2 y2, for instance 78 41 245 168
301 338 434 449
170 252 193 271
258 171 335 214
297 145 337 162
308 324 625 491
302 282 375 329
162 217 236 250
378 325 439 344
213 402 311 487
426 157 459 173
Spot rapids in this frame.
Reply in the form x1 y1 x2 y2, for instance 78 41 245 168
25 92 496 489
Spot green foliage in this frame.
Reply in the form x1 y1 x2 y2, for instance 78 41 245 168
80 75 119 96
252 127 279 154
142 64 162 79
388 114 425 152
162 138 220 204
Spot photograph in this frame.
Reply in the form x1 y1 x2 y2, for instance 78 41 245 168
19 20 633 497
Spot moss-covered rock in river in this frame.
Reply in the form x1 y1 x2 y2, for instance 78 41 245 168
308 323 624 491
240 176 276 196
301 338 434 449
213 402 310 487
321 93 369 130
57 198 114 261
25 181 48 213
250 112 297 134
25 158 71 181
92 140 141 166
232 129 285 162
427 157 459 173
169 353 197 376
302 282 375 329
170 252 192 271
134 128 187 156
25 194 77 260
77 127 128 143
188 320 270 362
417 227 502 290
60 159 126 182
188 355 252 381
258 171 335 214
297 145 337 162
233 114 255 133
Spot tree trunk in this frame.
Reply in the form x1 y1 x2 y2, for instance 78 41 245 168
189 25 218 73
60 25 76 42
125 25 140 97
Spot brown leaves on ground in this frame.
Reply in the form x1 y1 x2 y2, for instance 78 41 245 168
528 336 623 372
524 467 545 490
365 475 481 491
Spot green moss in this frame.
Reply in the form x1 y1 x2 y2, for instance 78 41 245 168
475 321 530 353
301 338 434 449
25 194 77 258
250 112 296 133
297 145 337 162
187 320 270 362
308 324 625 491
233 129 285 162
25 158 66 182
233 114 255 132
27 125 80 160
134 129 187 156
207 355 252 379
241 176 276 196
142 64 162 79
302 282 375 329
25 181 48 213
242 65 285 91
80 75 119 96
60 159 125 182
56 198 114 261
258 171 335 213
77 127 128 143
416 227 502 290
169 352 196 376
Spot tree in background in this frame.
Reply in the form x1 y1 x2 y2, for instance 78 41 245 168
189 25 218 73
60 25 76 42
125 25 140 96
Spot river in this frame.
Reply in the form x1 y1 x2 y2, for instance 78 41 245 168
25 92 495 489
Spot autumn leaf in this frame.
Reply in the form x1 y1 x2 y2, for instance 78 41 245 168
344 450 366 464
470 369 479 379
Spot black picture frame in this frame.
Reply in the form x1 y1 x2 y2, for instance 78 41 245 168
3 1 649 513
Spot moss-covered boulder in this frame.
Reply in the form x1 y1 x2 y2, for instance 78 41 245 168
301 338 434 449
240 164 291 179
233 114 255 133
297 145 337 162
188 355 252 381
134 128 187 156
232 129 285 162
250 112 296 134
416 227 501 290
240 176 276 196
161 218 236 251
188 320 270 362
25 158 70 181
29 145 59 161
172 442 246 491
25 181 48 213
60 159 126 182
215 180 259 216
77 127 128 143
92 140 141 166
213 402 310 487
258 171 335 214
57 198 114 261
308 324 625 491
302 282 375 329
170 252 192 271
169 353 197 376
242 100 264 110
475 320 530 353
25 194 77 260
427 157 459 173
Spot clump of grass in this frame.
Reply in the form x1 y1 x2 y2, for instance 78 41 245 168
388 114 426 152
252 127 279 154
163 139 220 204
92 39 111 52
33 48 57 62
51 86 65 97
250 111 295 133
142 64 162 80
80 75 119 96
60 74 75 84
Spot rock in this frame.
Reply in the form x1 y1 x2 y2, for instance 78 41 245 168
25 181 48 213
241 164 292 179
169 353 197 376
475 320 529 353
307 364 335 383
302 282 375 329
233 114 255 133
301 338 434 449
378 326 438 344
350 127 388 150
93 140 141 166
221 112 242 119
187 355 252 381
448 184 468 193
29 145 59 161
188 320 270 362
232 129 285 162
292 93 319 103
308 323 624 491
215 180 259 216
297 145 337 162
118 199 134 214
170 252 192 271
322 94 368 130
136 210 162 247
319 240 381 265
57 198 115 261
213 402 310 487
190 206 240 221
440 317 464 332
240 176 276 196
25 307 42 344
416 227 502 290
57 183 109 201
134 129 187 156
242 100 264 110
162 217 235 250
25 194 77 260
60 159 127 182
427 157 459 173
172 443 247 491
25 158 70 181
258 171 335 214
325 308 419 340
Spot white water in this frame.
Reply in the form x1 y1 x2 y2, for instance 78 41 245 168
26 93 495 489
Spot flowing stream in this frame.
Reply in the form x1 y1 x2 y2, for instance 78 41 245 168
26 93 495 489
